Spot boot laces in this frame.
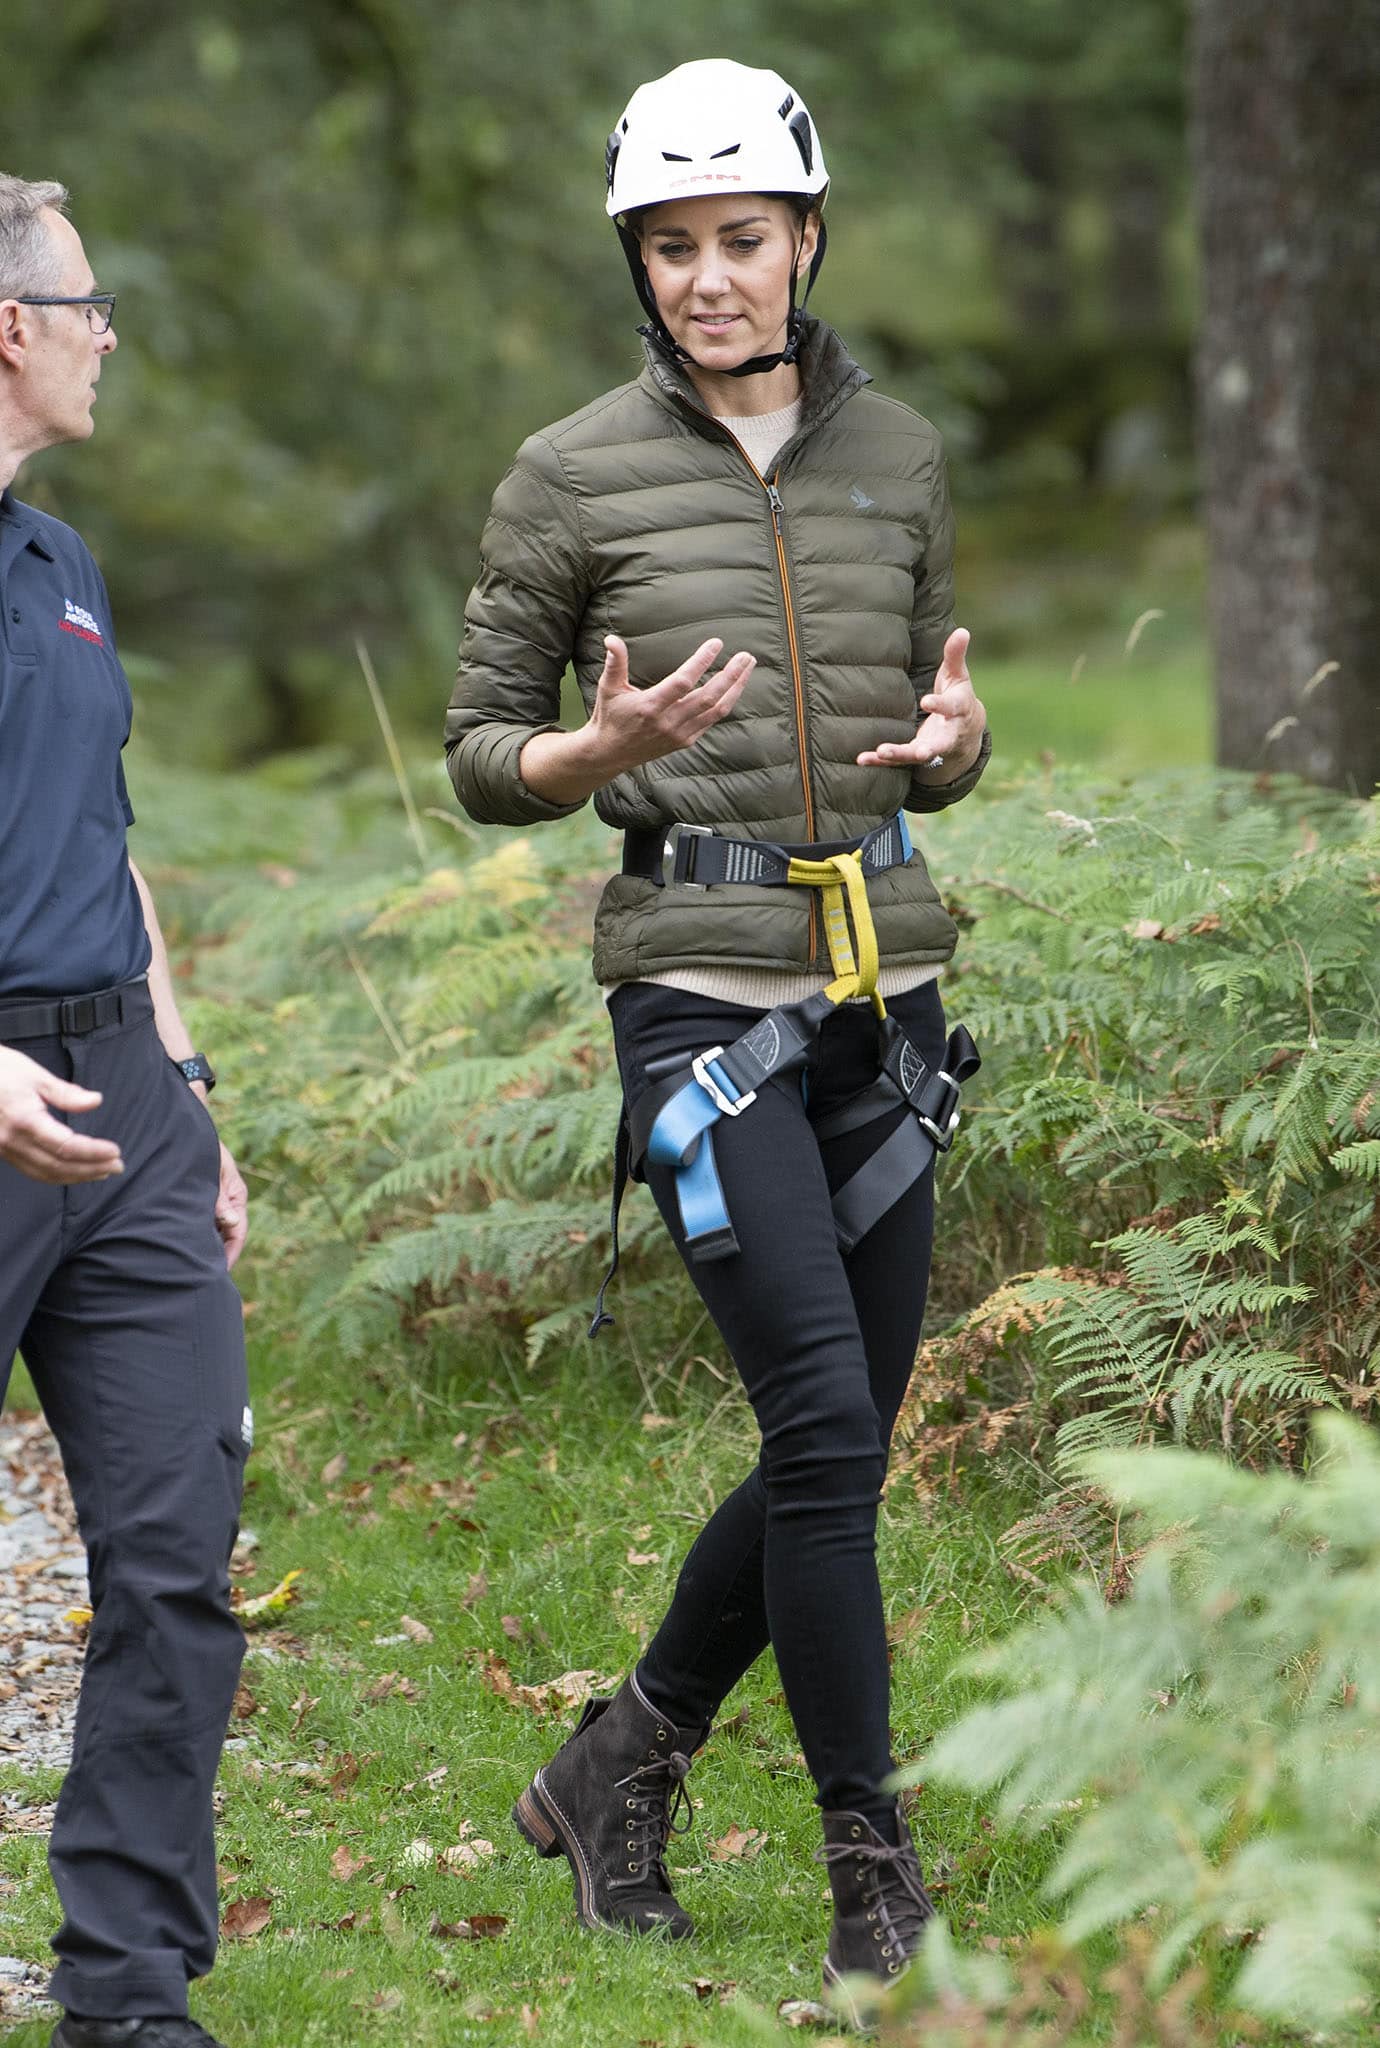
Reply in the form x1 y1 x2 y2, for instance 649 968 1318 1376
613 1748 693 1886
818 1836 936 1955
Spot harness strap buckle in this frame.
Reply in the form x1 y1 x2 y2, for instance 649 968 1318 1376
690 1047 756 1117
662 822 713 889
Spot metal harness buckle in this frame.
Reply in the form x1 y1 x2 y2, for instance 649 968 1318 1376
915 1068 962 1151
661 821 713 889
691 1047 757 1117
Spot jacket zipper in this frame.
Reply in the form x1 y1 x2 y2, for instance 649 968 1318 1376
743 458 818 961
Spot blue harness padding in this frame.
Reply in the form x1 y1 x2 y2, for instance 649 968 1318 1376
643 1055 745 1261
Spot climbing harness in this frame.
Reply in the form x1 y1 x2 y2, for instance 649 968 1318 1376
589 812 980 1334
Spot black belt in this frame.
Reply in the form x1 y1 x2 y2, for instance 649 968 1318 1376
0 979 148 1042
622 812 914 889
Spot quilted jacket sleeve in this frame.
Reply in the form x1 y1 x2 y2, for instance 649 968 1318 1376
905 446 991 814
444 434 593 825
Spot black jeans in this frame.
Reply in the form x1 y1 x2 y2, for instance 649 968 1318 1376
0 987 248 2018
607 978 944 1821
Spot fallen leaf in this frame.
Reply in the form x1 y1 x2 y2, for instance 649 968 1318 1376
688 1976 738 2002
290 1689 321 1733
626 1548 662 1567
476 1651 604 1717
1125 918 1167 941
438 1837 496 1872
709 1824 767 1862
233 1569 304 1626
328 1752 361 1798
232 1683 260 1720
401 1839 435 1868
641 1413 676 1430
220 1895 272 1941
331 1844 371 1882
886 1602 939 1650
462 1571 488 1609
361 1670 421 1704
320 1452 347 1484
399 1614 434 1644
500 1615 523 1641
64 1605 93 1628
429 1911 509 1941
778 1996 835 2027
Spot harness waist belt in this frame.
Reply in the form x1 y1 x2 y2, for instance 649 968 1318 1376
623 811 913 890
0 978 149 1042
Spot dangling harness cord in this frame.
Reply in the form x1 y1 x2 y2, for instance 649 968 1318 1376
588 812 981 1336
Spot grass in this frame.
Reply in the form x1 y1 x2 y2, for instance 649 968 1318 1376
1 654 1217 2045
1 1329 1054 2048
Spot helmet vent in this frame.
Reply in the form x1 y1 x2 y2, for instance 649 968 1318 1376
605 128 623 190
710 144 741 158
778 93 795 119
660 151 692 162
787 110 813 175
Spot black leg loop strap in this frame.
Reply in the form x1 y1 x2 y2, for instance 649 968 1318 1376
823 1022 982 1254
589 1008 980 1334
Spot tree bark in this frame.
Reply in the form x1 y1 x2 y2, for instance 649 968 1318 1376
1190 0 1380 792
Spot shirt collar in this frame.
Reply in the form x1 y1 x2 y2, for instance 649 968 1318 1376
0 486 56 561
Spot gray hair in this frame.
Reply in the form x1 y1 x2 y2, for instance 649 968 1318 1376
0 175 71 299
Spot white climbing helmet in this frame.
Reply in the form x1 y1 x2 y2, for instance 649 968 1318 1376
605 59 829 220
604 60 831 376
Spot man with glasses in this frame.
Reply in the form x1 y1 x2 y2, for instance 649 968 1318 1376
1 175 247 2048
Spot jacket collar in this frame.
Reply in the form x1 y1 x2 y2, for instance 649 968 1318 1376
638 315 870 447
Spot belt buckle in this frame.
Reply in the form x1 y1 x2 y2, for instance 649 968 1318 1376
691 1047 756 1117
59 996 96 1035
662 821 712 889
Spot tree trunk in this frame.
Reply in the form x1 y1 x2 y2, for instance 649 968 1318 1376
1190 0 1380 793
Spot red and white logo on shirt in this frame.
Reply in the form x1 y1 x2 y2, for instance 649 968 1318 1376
60 597 104 645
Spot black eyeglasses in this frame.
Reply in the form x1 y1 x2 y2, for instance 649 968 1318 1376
15 293 117 335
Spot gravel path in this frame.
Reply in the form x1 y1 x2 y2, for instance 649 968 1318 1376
1 1409 87 2025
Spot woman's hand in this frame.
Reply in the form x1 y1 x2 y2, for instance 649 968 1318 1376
855 627 987 781
520 634 755 805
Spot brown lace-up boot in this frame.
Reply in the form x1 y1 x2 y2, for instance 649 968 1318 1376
512 1673 707 1938
818 1804 938 2028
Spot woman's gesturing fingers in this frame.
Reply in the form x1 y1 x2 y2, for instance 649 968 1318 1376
855 624 985 770
592 634 755 767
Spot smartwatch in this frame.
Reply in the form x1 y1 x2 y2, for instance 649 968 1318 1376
173 1052 217 1093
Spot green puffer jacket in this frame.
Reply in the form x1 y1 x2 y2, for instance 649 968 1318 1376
444 317 990 985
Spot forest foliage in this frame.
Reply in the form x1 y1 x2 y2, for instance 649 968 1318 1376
149 753 1379 1450
0 0 1193 753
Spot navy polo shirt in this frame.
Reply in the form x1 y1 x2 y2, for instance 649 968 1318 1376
0 487 150 998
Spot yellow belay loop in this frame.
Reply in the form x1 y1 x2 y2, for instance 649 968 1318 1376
784 850 886 1016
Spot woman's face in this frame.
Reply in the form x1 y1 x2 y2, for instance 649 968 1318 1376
638 195 818 372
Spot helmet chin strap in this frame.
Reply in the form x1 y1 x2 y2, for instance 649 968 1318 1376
622 217 828 380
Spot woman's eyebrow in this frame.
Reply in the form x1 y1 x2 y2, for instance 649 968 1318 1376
649 214 769 237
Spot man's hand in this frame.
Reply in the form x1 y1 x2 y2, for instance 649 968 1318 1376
0 1044 124 1184
856 626 987 778
215 1143 249 1271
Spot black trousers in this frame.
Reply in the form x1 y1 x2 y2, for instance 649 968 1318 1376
608 978 944 1821
0 984 248 2020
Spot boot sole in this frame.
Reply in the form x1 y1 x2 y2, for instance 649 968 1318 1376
512 1773 693 1940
